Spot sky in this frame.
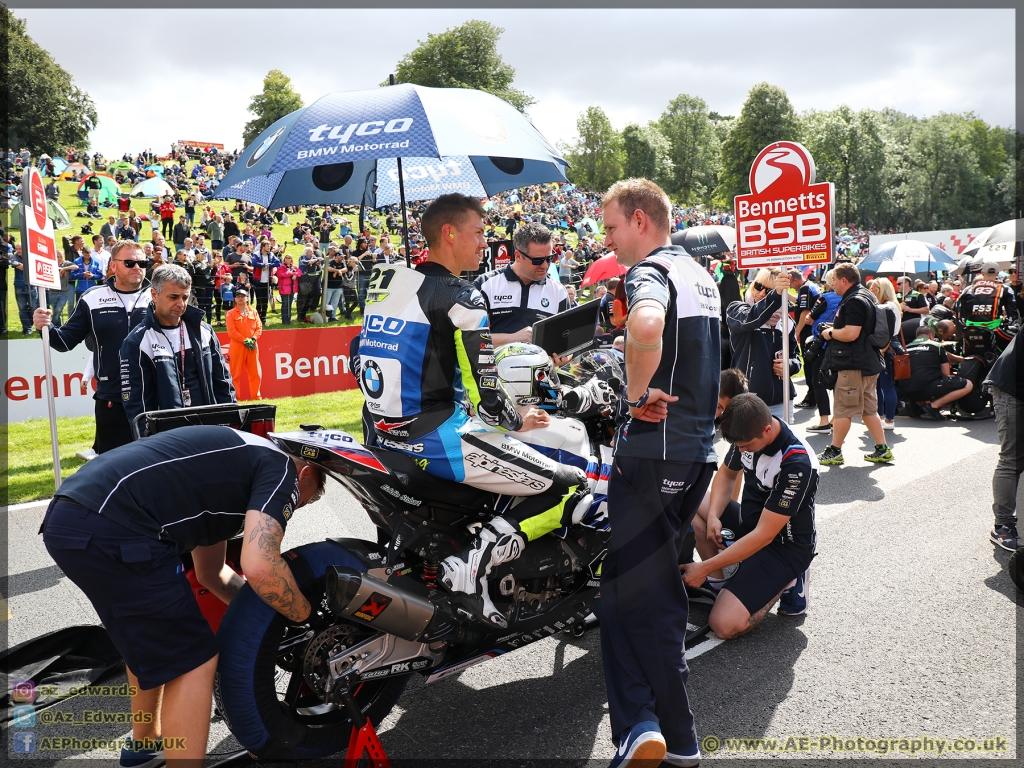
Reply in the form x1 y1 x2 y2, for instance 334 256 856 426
13 8 1016 158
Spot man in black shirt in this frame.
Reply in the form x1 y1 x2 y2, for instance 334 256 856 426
791 269 821 408
683 394 818 632
901 325 973 419
896 276 929 318
41 425 325 766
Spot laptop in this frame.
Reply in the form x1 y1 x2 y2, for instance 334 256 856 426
532 300 601 357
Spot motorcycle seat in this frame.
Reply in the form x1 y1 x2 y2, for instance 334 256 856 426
371 447 497 510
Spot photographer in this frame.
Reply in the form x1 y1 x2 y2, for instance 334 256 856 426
296 247 323 323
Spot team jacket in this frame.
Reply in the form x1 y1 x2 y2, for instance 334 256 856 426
49 280 152 401
474 265 569 334
120 303 234 429
615 245 721 463
357 261 523 440
726 290 800 407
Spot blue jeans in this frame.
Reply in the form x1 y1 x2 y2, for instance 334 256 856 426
324 287 344 319
15 284 34 332
357 274 371 313
876 353 898 421
49 289 71 328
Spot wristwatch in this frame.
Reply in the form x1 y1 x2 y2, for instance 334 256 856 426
623 388 650 409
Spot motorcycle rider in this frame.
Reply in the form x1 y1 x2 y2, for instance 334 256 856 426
354 193 590 627
953 260 1017 360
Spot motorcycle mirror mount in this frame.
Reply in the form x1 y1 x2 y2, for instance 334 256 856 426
300 423 325 431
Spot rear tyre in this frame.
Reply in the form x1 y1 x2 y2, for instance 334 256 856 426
215 540 407 760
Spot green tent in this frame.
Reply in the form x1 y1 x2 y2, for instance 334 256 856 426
77 174 122 206
106 161 134 172
10 200 73 231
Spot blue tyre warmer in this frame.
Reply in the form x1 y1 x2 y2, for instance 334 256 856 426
215 540 404 760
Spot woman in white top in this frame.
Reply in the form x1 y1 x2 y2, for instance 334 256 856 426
869 277 903 431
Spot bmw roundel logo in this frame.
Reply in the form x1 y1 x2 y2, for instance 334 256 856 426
541 298 550 308
247 126 286 168
362 361 384 399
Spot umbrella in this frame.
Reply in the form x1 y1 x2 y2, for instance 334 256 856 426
960 218 1023 270
671 225 736 258
9 199 73 231
857 239 956 277
580 252 627 287
130 178 175 198
77 174 121 205
212 82 568 265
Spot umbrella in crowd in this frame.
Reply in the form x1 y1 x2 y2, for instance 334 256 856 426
9 199 72 231
77 174 121 206
130 177 175 198
671 225 736 258
580 252 626 287
857 239 957 277
960 218 1023 270
212 82 568 264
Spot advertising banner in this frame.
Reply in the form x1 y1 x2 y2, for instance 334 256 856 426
476 240 514 273
5 326 364 422
218 325 361 400
735 142 834 269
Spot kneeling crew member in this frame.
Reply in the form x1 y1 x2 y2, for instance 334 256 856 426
120 263 234 434
41 425 325 766
682 394 819 635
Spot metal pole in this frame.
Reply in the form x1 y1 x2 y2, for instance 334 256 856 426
38 286 62 490
781 285 791 425
397 160 411 268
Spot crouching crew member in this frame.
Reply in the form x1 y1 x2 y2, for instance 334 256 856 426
40 426 325 766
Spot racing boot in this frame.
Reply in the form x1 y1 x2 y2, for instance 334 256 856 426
440 516 525 628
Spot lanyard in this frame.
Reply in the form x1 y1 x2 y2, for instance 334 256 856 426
161 323 187 390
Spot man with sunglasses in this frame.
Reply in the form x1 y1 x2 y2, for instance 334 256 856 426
34 240 151 454
474 221 569 349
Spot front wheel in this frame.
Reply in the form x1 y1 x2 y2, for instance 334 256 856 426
214 541 407 760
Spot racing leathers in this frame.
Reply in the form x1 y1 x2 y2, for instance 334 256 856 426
356 261 589 626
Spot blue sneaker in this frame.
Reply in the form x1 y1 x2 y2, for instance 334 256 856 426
120 738 164 768
610 721 667 768
664 742 702 767
778 568 809 616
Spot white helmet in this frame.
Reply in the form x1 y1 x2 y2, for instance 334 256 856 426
494 343 561 407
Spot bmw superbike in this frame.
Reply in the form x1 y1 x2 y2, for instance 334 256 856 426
213 352 621 760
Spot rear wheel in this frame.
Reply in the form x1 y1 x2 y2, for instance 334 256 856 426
215 541 407 760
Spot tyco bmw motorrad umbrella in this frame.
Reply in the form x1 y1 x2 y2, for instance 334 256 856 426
212 82 568 265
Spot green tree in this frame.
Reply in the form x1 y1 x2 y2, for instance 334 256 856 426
559 106 622 193
658 93 720 204
621 122 672 187
5 9 97 155
242 69 304 147
718 83 800 207
387 20 534 113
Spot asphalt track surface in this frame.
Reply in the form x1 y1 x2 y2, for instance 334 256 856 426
5 382 1021 764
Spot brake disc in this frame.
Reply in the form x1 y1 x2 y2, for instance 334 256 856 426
302 624 362 699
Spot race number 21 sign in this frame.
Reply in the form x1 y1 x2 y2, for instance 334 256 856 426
734 142 834 269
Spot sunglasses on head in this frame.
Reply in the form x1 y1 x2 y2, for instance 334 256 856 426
518 250 554 265
116 259 147 269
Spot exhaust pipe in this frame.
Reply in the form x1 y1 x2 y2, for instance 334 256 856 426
325 566 456 642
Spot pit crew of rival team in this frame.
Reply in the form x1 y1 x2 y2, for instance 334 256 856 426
953 260 1017 359
352 193 592 627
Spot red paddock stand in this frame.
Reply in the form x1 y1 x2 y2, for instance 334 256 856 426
209 715 391 768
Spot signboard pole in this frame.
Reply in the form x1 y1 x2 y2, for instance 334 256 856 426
781 288 791 425
37 287 63 490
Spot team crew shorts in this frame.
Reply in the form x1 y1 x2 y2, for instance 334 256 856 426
42 498 219 690
717 500 814 615
920 376 969 402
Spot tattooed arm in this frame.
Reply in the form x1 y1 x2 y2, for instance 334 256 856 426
240 509 312 623
192 541 246 606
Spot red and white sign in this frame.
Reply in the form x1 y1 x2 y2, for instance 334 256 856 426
22 166 61 290
734 141 834 269
218 325 361 400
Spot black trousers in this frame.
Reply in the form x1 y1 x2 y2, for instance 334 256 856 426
161 218 174 238
252 283 269 323
601 456 715 752
805 352 831 418
94 398 134 453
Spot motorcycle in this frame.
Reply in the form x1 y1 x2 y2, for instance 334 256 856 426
213 352 624 760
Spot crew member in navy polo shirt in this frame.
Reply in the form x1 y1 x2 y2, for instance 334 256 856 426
474 221 569 348
41 426 326 766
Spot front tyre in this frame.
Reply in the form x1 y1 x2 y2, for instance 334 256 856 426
214 540 407 760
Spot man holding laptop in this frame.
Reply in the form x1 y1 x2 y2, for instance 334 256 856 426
474 222 570 348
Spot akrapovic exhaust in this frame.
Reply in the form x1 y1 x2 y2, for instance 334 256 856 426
325 566 456 642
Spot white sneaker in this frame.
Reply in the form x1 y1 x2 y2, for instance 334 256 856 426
882 420 895 430
76 448 98 461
